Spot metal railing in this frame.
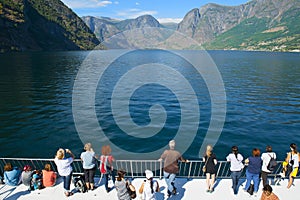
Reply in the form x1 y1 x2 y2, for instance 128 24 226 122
0 158 291 179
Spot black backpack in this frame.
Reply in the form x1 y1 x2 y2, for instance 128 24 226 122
267 154 277 171
73 174 87 193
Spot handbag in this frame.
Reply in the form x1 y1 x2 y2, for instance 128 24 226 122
126 182 136 199
247 183 254 195
202 156 210 173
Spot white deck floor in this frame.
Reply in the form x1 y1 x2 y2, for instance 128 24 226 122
0 177 297 199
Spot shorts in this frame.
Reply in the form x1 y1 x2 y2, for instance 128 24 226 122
290 167 298 178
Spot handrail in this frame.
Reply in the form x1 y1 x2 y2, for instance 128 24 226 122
0 158 294 179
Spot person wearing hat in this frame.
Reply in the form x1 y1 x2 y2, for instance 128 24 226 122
139 170 159 200
21 165 34 190
159 140 188 197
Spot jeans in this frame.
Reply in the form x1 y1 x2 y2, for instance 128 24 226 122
164 171 176 193
261 171 270 187
231 170 242 194
63 172 73 192
244 170 260 193
103 171 115 191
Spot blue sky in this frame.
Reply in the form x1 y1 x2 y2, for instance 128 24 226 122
61 0 250 23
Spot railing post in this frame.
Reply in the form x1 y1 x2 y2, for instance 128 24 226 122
130 160 134 179
188 161 192 179
159 160 162 180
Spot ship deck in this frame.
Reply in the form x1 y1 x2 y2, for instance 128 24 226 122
1 176 298 199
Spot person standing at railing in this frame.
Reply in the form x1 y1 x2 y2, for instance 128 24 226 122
158 140 189 198
284 143 299 189
203 144 217 193
80 143 97 191
261 145 277 187
54 148 74 197
99 145 116 193
226 146 244 195
243 148 262 197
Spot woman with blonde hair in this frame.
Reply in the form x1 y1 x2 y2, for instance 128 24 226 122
42 164 57 187
54 148 74 197
80 143 97 190
202 145 217 193
99 145 115 192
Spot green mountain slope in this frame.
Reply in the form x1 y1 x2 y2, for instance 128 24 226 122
204 9 300 51
0 0 100 52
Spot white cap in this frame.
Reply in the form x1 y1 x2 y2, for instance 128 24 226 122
169 140 175 150
145 170 153 179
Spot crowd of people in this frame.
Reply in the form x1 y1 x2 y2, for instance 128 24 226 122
1 141 299 200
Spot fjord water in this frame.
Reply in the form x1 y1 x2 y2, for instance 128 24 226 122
0 50 299 160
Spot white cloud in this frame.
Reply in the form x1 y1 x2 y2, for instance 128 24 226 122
157 18 183 24
61 0 112 9
114 1 119 5
117 9 157 19
135 2 140 6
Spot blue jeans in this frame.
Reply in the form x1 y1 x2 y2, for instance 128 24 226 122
103 171 115 191
63 172 73 192
244 170 260 193
164 171 176 193
231 170 242 194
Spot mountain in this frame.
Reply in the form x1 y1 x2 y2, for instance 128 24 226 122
0 0 100 52
178 0 300 51
82 0 299 51
82 15 162 43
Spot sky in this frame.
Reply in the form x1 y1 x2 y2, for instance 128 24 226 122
61 0 250 23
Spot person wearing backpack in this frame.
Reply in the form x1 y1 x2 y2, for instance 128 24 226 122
261 145 277 187
139 170 159 200
100 145 116 193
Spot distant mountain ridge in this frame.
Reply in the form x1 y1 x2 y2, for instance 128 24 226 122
178 0 300 51
82 15 162 43
0 0 100 52
83 0 300 51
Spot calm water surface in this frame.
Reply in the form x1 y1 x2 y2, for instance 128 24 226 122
0 50 299 160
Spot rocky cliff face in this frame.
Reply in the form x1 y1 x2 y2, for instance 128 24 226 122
177 0 300 46
82 15 161 43
0 0 100 52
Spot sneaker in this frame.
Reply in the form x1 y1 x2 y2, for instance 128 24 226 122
172 187 177 195
167 190 172 197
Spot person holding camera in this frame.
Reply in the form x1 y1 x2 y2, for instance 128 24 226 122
54 148 74 197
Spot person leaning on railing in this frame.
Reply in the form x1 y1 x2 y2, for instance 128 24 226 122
158 140 189 198
226 146 244 195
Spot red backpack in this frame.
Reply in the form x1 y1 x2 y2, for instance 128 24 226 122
100 156 108 174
